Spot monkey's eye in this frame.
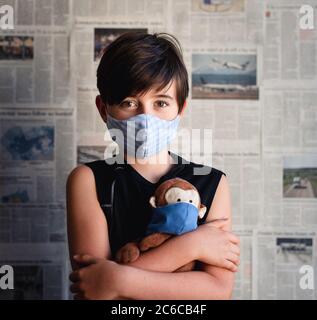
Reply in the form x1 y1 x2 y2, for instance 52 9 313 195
177 198 181 202
189 200 193 203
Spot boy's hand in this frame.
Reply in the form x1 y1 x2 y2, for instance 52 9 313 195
69 254 124 300
193 220 240 272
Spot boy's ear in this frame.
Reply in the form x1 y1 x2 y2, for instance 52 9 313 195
95 95 108 122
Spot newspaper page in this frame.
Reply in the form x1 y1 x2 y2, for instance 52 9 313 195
210 152 263 227
0 0 71 27
0 108 75 203
185 98 261 155
263 89 317 153
169 0 264 46
253 229 317 300
0 203 66 243
0 28 70 107
263 154 317 227
263 0 317 87
0 243 68 300
73 0 168 25
232 228 253 300
0 0 72 107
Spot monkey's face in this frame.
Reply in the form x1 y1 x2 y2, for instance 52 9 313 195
149 177 207 220
165 187 200 208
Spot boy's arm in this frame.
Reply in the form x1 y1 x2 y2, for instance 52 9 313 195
70 174 238 299
121 175 236 299
196 174 236 298
66 165 113 271
118 265 231 300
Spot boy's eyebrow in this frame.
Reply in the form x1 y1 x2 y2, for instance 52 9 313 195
153 94 174 100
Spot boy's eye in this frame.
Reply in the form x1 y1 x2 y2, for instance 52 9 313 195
120 100 138 108
155 100 169 108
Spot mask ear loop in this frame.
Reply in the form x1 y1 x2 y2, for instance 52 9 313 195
101 166 125 212
100 165 125 258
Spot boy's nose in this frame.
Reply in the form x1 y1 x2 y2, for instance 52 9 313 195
136 103 154 116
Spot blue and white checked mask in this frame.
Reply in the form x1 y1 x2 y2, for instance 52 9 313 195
106 113 180 159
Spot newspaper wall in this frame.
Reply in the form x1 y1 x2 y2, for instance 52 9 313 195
0 0 316 300
0 0 74 300
232 228 252 300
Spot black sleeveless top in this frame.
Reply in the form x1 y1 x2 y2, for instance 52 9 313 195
84 151 225 260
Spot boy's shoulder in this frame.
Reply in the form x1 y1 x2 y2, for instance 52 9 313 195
82 158 119 170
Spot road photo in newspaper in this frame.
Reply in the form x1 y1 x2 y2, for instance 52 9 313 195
253 229 317 300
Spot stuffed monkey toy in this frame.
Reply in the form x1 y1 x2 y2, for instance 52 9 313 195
115 177 207 272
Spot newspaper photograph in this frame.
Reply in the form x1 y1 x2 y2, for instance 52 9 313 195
192 47 259 100
94 27 148 61
0 35 33 60
253 229 317 300
283 154 317 199
262 154 317 228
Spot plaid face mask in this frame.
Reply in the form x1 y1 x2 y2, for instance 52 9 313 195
144 202 199 236
106 113 180 159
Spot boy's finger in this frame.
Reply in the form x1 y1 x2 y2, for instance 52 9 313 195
228 233 240 244
69 270 80 283
224 259 238 272
73 254 97 266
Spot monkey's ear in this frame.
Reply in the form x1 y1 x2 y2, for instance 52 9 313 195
149 196 157 208
198 204 207 219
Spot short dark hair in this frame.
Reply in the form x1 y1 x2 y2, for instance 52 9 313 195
96 32 189 112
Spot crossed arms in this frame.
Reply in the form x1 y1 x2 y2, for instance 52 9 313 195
66 165 240 300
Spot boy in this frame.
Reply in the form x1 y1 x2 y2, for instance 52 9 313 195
67 32 240 300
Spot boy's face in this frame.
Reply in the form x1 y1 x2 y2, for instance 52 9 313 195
96 80 186 122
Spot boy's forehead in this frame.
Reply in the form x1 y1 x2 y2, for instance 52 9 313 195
134 81 176 99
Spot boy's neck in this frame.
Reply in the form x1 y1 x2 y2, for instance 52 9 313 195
125 149 175 184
